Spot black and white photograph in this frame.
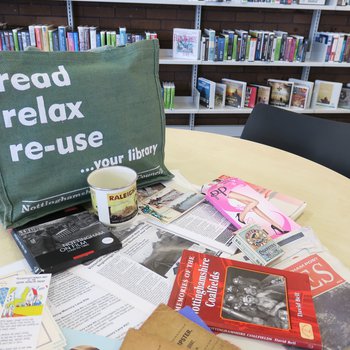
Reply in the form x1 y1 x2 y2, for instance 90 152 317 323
221 267 290 330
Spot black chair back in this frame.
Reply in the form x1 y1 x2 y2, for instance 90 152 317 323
241 104 350 178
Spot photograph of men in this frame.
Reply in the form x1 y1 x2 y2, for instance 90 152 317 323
221 267 289 329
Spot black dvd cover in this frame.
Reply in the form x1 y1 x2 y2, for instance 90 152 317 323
11 207 122 274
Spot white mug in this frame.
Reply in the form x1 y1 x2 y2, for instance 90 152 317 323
87 166 138 227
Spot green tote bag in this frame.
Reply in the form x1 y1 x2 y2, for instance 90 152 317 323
0 40 173 228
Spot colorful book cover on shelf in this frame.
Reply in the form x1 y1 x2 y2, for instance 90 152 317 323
267 79 294 108
222 78 246 108
244 85 258 108
197 77 216 109
288 78 314 108
338 87 350 109
168 250 322 350
173 28 201 60
291 85 309 109
201 174 306 220
205 177 300 238
311 80 342 109
204 28 216 61
251 84 271 105
11 207 122 274
214 82 226 108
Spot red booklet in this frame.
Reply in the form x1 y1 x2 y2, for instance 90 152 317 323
168 250 322 350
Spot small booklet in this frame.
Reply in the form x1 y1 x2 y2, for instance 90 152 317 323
11 207 122 274
232 224 284 266
168 250 322 350
204 177 300 238
201 174 307 220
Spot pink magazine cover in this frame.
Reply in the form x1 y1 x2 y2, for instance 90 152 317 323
205 177 300 239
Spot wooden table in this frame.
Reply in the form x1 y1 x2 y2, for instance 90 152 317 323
164 128 350 269
1 128 350 270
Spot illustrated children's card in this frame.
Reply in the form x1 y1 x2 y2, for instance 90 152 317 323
0 273 51 350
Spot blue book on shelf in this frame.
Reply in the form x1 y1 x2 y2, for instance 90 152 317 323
96 32 101 47
217 35 226 61
58 25 67 51
73 31 79 51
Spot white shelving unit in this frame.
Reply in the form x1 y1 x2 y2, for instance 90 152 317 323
65 0 350 132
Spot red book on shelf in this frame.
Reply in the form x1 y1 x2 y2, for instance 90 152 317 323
168 250 322 350
34 25 43 50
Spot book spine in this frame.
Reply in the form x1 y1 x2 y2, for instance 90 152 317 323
334 35 345 62
77 26 85 51
90 27 97 49
8 31 14 51
338 36 347 62
4 31 10 51
67 31 75 51
288 37 296 62
329 35 339 61
11 231 43 274
240 33 248 61
12 29 20 51
343 36 350 62
34 25 43 50
73 32 79 52
248 38 257 62
0 31 6 51
232 34 238 61
58 26 67 51
41 25 50 51
100 30 106 46
52 30 59 51
28 25 36 47
210 325 321 350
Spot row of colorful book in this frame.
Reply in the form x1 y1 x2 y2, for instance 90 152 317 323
162 82 176 109
173 27 309 63
0 23 158 52
311 31 350 63
241 0 327 4
197 76 350 110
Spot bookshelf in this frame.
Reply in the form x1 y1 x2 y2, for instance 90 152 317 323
3 0 350 135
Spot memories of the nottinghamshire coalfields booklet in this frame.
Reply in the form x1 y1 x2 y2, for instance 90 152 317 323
168 250 322 350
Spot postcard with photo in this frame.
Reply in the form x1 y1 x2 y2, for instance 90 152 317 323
267 79 294 107
138 182 204 224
